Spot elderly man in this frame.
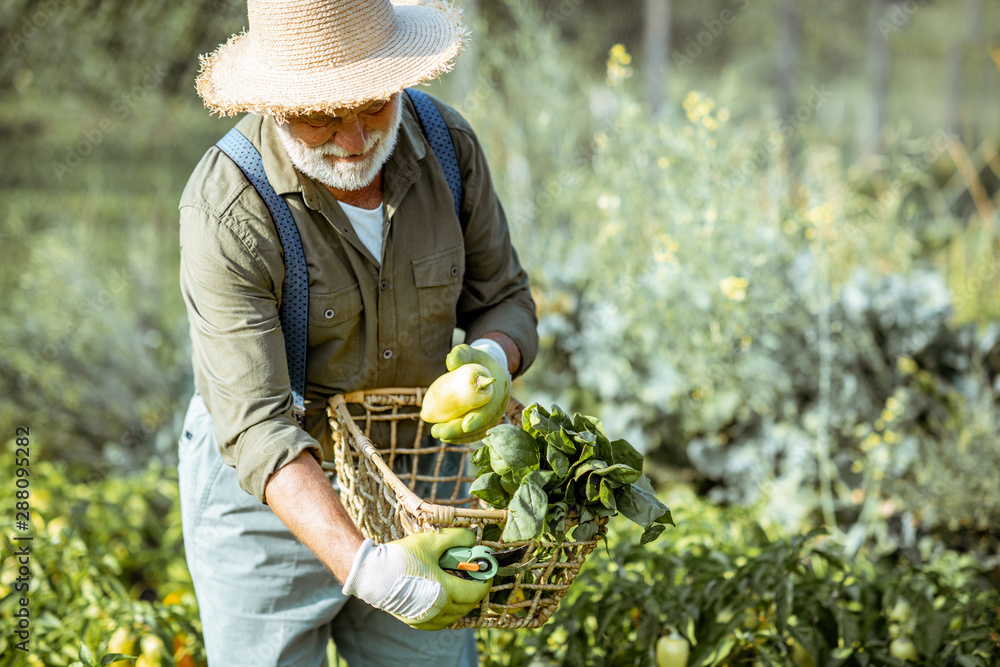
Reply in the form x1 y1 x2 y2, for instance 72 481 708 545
175 0 537 665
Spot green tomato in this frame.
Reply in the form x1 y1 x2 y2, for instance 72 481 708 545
889 637 917 662
656 633 689 667
888 599 912 624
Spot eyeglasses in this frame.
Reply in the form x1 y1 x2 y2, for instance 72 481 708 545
297 98 390 127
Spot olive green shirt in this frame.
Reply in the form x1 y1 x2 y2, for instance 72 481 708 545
178 94 538 503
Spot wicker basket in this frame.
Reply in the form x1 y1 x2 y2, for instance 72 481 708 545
326 388 605 629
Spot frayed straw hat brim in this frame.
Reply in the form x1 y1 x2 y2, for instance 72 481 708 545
197 1 467 121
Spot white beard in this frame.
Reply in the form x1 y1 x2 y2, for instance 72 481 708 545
275 105 401 191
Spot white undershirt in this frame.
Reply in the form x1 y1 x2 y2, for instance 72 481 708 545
337 201 384 264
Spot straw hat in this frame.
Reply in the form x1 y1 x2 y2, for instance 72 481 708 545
196 0 468 121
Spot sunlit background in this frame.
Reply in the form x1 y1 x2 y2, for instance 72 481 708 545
2 1 999 664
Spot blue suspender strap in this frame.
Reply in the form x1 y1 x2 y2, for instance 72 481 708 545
215 128 309 427
405 89 465 224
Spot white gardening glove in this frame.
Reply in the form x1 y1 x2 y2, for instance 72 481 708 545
470 338 508 374
342 528 491 631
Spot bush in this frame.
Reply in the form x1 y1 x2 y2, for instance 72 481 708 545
478 485 1000 667
0 453 203 667
4 452 997 667
433 4 1000 547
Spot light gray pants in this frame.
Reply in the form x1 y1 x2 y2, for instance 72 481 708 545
177 394 478 666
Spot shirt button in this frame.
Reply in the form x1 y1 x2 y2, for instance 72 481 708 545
380 280 388 290
450 266 458 277
382 349 393 360
324 309 335 319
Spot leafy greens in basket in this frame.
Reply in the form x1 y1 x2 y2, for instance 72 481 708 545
470 403 673 544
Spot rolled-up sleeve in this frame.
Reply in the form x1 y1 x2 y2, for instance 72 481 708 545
450 122 539 375
179 203 321 503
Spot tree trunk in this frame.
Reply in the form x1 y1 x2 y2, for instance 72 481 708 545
643 0 670 115
777 0 801 200
454 0 480 101
777 0 800 123
867 0 890 156
945 0 981 145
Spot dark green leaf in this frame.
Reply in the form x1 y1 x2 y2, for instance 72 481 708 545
595 505 617 518
594 462 643 485
523 403 551 437
471 445 490 470
545 501 568 538
577 440 596 464
469 472 509 508
481 523 503 543
616 482 673 531
483 423 540 479
585 474 602 502
546 441 570 479
573 459 609 481
639 524 665 545
532 469 557 489
548 404 572 430
573 519 600 542
608 438 644 472
545 427 577 454
499 471 519 495
501 473 547 541
598 478 617 511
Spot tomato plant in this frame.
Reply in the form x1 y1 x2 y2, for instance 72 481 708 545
476 485 1000 666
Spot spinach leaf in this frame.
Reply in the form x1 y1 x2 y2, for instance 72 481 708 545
573 520 600 542
469 472 509 508
501 470 548 542
608 438 644 472
471 444 491 473
595 462 643 486
615 480 674 532
546 440 571 480
639 524 667 545
473 404 674 548
484 423 540 480
499 470 520 495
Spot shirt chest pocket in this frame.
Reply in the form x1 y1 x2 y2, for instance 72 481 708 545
412 245 464 358
308 282 364 375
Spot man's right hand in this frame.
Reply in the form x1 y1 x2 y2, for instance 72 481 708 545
342 527 491 631
430 343 512 444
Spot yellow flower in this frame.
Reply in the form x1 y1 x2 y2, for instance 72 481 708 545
657 156 671 169
606 44 633 84
862 433 881 451
719 277 748 301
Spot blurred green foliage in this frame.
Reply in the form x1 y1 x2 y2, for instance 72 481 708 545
0 454 203 666
4 450 998 666
1 1 999 664
479 485 1000 666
